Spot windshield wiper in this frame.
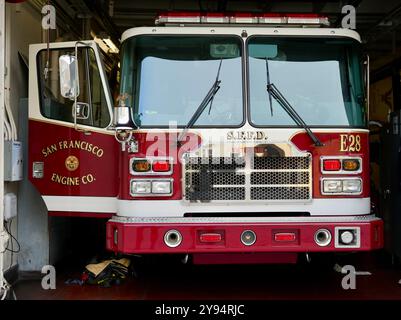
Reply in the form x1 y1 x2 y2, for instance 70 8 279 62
177 59 223 145
265 59 323 147
265 58 274 116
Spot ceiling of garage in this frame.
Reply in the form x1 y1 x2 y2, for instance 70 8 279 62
30 0 401 62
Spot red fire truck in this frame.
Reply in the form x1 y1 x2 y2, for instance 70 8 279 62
28 13 383 264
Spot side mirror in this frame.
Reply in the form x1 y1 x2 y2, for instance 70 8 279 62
73 102 90 120
59 54 79 100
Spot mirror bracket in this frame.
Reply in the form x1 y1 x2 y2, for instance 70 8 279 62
73 102 90 120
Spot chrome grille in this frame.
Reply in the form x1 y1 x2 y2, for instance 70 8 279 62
185 157 245 171
185 187 245 201
250 186 310 200
251 172 310 185
184 156 246 201
252 156 309 170
185 172 245 186
184 154 311 202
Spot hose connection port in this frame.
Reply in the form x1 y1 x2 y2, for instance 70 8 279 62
314 229 332 247
164 229 182 248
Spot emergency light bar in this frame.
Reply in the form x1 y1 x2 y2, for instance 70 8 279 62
155 12 330 26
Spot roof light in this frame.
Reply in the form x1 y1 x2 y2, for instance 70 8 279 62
229 13 258 24
201 13 229 24
155 12 330 26
156 12 200 25
258 13 287 24
286 14 329 26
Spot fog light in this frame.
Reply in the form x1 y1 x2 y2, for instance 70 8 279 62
342 179 362 193
241 230 256 246
340 230 354 245
151 180 172 194
323 180 342 193
131 180 151 195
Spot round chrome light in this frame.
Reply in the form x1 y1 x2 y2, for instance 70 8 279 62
340 230 354 245
241 230 256 246
164 230 182 248
314 229 332 247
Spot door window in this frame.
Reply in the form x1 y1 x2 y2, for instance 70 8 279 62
37 47 111 128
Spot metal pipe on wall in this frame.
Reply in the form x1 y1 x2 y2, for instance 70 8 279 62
0 0 6 294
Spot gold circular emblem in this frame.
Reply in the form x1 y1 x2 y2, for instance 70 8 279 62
65 155 79 171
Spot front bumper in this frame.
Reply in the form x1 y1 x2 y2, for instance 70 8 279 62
106 215 383 254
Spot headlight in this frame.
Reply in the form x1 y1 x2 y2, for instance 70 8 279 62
322 179 362 194
131 180 151 194
152 180 171 194
131 179 172 196
322 180 342 193
342 179 362 193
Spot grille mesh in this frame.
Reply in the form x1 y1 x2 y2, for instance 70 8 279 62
251 172 309 185
185 157 245 171
186 172 245 186
252 156 309 170
184 154 311 202
185 187 245 201
251 187 310 200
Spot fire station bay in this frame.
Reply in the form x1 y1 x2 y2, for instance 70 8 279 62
3 0 401 305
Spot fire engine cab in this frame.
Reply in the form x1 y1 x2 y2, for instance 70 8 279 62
28 12 383 264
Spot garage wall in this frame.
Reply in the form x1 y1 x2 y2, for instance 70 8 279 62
3 2 44 273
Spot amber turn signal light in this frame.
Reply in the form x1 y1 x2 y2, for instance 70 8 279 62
132 159 151 172
342 159 360 171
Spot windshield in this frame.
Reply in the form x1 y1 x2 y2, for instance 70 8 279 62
120 35 244 127
248 37 366 127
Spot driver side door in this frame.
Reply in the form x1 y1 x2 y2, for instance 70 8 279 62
28 41 119 217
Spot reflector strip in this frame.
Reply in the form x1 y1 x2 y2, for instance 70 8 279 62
200 233 223 243
274 232 296 242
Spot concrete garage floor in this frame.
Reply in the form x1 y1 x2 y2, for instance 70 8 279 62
11 251 401 300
